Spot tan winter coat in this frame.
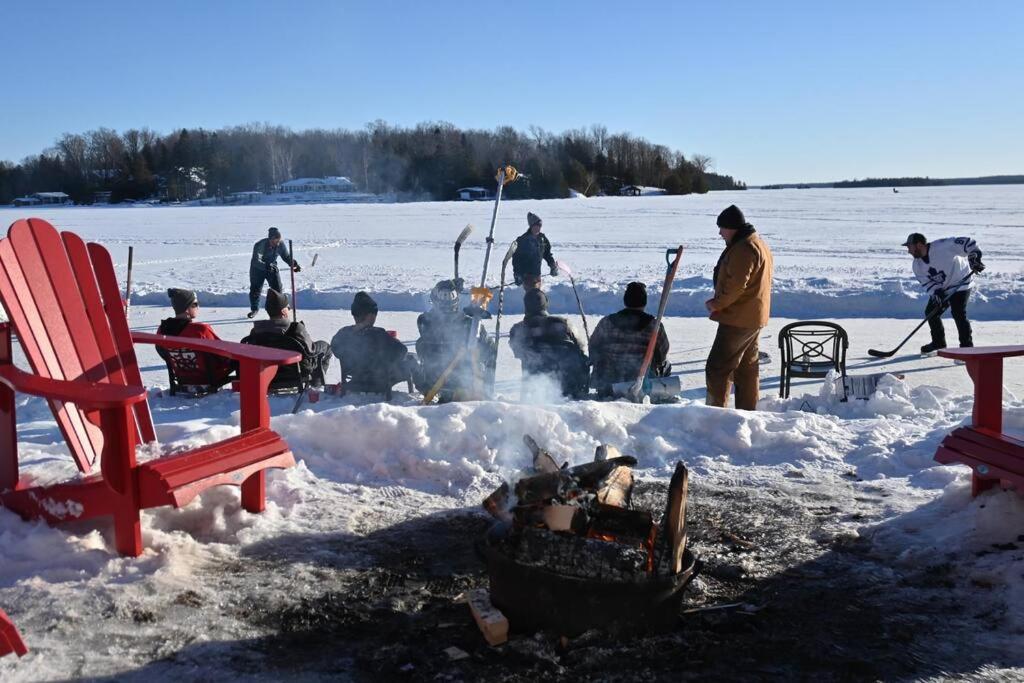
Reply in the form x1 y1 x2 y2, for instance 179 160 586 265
710 230 773 328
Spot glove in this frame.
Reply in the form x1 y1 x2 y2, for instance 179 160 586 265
968 255 985 273
292 264 302 273
550 266 559 277
513 274 523 286
452 277 465 293
929 290 947 308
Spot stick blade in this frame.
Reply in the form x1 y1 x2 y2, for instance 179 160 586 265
555 259 573 277
866 349 894 358
456 224 473 246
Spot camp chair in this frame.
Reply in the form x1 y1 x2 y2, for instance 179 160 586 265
157 344 236 397
0 218 301 557
777 321 849 399
241 330 323 394
0 608 27 658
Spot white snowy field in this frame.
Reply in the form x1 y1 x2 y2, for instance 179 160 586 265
1 188 1023 679
2 184 1022 319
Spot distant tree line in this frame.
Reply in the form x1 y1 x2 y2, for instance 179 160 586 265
833 175 1024 189
0 122 745 205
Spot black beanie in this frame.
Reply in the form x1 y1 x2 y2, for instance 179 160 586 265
268 226 282 239
167 288 197 315
523 288 548 315
624 282 647 309
716 205 747 230
351 291 378 318
265 289 289 316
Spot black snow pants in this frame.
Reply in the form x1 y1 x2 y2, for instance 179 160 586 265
249 266 283 312
926 290 973 348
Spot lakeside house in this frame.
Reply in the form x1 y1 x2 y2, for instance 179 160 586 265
12 191 72 207
280 176 355 193
455 186 492 201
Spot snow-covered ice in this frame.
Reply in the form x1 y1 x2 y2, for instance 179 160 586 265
1 186 1022 679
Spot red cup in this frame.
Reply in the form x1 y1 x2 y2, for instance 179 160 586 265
387 330 397 338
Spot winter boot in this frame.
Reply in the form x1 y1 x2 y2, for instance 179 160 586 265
247 311 257 319
920 341 946 356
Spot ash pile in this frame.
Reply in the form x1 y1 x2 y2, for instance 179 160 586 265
478 435 700 635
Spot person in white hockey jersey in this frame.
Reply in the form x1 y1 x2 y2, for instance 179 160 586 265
902 232 985 354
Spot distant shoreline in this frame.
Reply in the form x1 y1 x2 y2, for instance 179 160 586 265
756 174 1024 190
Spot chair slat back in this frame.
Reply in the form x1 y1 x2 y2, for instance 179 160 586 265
0 218 153 473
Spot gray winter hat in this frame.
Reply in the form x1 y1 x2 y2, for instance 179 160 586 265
268 226 282 239
351 291 378 318
527 212 542 228
265 289 289 316
167 288 197 315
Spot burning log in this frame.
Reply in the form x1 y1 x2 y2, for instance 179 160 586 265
482 482 512 523
524 434 561 473
596 465 633 508
514 456 637 506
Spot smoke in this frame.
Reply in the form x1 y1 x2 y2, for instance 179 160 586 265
518 371 569 406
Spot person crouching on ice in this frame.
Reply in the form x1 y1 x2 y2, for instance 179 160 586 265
413 279 495 402
508 288 590 400
589 282 670 397
248 226 300 319
156 288 235 388
330 291 416 396
245 289 331 387
902 232 984 354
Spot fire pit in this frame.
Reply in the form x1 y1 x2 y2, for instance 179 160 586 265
479 437 700 636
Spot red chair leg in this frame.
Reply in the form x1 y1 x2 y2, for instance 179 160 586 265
971 473 997 497
114 503 143 557
241 470 266 513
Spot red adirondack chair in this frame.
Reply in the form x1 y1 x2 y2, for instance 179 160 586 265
0 218 302 556
934 346 1024 496
0 608 26 658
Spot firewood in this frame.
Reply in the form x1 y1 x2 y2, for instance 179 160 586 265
664 462 689 574
594 443 622 463
482 482 512 522
514 456 637 505
467 589 509 646
596 465 633 507
523 434 560 473
589 504 654 542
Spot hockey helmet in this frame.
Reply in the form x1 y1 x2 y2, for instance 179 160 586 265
430 279 461 313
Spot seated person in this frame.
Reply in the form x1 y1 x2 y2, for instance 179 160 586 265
244 289 331 387
508 289 589 399
330 291 416 395
414 278 496 402
589 282 671 396
156 288 234 390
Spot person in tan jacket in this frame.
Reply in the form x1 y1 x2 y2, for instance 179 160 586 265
704 205 773 410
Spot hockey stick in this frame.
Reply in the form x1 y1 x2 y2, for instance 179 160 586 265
628 246 684 401
289 239 298 318
866 275 972 358
454 224 473 281
488 241 519 393
423 346 467 405
556 259 590 342
124 246 134 321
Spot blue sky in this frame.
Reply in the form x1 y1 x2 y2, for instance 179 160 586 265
2 0 1021 185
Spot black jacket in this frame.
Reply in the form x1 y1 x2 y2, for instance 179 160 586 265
589 308 669 388
250 238 296 273
512 230 555 282
509 313 589 397
331 325 410 386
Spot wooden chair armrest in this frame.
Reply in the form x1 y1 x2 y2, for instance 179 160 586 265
0 365 147 408
132 332 301 366
939 346 1024 361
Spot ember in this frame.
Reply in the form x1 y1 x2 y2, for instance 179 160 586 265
478 435 699 636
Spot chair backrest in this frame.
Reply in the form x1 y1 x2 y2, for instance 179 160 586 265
777 321 849 376
241 330 309 393
0 218 156 473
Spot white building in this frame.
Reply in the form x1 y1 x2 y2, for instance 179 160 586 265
280 176 355 193
13 192 72 206
455 186 492 201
